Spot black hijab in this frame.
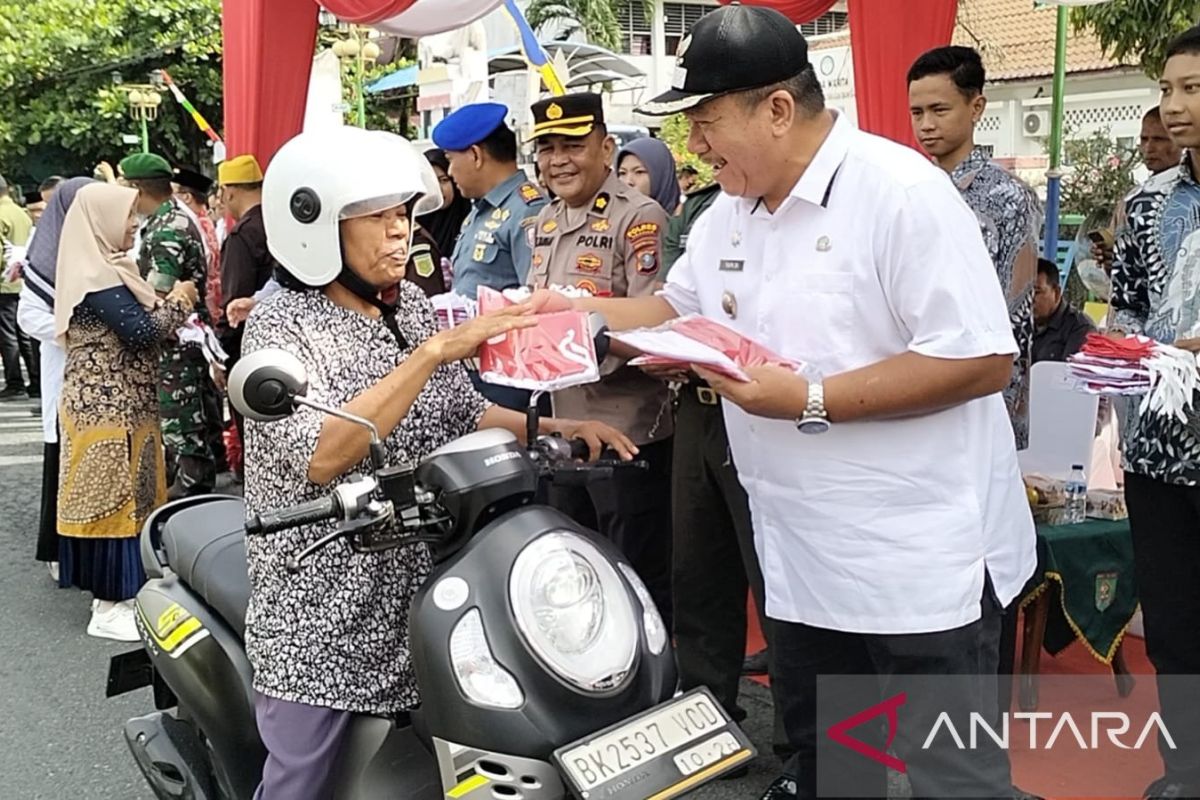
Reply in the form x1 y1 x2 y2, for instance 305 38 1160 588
420 149 471 258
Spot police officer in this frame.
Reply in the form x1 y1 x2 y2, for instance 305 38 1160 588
527 92 674 625
120 152 222 497
432 102 547 409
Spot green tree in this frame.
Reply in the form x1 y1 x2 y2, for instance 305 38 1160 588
658 113 713 185
0 0 223 187
1071 0 1200 78
1059 128 1139 223
525 0 654 52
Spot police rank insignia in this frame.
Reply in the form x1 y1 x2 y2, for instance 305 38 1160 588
591 219 611 233
592 193 609 213
542 219 558 233
519 183 541 204
575 253 603 274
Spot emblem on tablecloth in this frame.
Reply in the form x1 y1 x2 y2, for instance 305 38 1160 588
1095 571 1118 612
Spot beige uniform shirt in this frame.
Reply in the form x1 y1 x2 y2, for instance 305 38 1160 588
528 172 672 444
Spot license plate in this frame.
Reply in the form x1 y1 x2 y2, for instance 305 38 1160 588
553 688 756 799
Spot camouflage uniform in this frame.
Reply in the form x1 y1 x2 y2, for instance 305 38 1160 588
139 198 224 496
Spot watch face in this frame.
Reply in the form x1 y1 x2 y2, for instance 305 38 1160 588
798 417 831 435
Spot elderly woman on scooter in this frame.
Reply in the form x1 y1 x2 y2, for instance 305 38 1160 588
241 128 636 800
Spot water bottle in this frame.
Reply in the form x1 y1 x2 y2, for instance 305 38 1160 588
1064 464 1088 524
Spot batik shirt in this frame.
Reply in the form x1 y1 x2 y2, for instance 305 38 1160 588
242 283 489 714
1111 156 1200 486
952 146 1041 449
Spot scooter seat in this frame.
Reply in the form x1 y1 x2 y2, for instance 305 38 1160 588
161 499 251 639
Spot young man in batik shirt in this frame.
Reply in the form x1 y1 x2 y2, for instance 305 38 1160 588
909 46 1040 449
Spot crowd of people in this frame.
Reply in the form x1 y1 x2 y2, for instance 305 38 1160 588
3 4 1200 798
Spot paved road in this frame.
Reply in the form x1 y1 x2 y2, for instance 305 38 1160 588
0 397 781 798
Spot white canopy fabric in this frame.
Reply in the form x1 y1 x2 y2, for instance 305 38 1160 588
488 41 645 89
374 0 503 36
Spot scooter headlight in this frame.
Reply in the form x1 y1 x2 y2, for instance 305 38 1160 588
618 562 668 655
450 608 525 709
510 532 638 692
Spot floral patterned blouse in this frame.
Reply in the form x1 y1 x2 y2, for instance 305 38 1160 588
1111 158 1200 486
241 282 488 714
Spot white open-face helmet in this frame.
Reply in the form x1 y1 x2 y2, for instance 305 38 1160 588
262 126 444 287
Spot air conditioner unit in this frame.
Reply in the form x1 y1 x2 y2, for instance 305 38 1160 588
1022 111 1050 138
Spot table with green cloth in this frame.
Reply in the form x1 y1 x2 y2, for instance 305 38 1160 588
1018 518 1139 710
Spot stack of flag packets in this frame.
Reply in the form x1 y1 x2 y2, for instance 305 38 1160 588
1068 333 1199 422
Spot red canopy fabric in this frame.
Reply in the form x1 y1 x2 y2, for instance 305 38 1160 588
319 0 418 24
222 0 319 168
847 0 958 149
716 0 836 24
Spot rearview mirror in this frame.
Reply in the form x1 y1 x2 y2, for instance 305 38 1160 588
227 348 309 422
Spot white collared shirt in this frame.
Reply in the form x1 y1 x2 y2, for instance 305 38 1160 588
662 112 1036 634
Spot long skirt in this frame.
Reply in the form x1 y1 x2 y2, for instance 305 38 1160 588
35 441 59 563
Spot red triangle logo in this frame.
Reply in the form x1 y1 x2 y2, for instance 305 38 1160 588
825 692 908 773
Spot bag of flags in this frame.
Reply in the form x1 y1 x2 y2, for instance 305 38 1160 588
1068 333 1199 423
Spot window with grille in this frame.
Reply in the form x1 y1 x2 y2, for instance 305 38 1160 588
663 2 718 56
798 10 848 37
618 0 655 55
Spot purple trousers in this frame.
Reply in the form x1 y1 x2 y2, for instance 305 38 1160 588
253 692 354 800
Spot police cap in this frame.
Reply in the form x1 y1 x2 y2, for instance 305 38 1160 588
529 92 605 140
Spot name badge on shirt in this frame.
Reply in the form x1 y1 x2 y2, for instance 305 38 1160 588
719 259 744 272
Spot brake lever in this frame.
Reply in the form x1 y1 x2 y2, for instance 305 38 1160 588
285 500 393 572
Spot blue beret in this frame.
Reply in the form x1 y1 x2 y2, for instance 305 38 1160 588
432 102 510 152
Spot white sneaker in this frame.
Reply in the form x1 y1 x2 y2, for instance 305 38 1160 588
87 600 140 642
47 561 59 582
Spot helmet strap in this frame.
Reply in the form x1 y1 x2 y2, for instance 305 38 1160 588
335 267 409 349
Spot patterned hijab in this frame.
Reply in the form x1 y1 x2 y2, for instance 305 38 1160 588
54 183 160 344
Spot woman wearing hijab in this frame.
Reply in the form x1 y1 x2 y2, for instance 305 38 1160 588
617 137 682 216
17 177 92 580
54 183 198 641
419 149 471 260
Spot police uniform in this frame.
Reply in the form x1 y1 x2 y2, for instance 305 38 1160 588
121 153 223 496
528 92 675 626
434 102 547 411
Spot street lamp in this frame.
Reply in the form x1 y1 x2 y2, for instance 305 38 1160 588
112 71 165 153
330 25 380 127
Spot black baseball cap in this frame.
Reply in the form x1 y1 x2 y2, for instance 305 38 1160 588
638 4 810 117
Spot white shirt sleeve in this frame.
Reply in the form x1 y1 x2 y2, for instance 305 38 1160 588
658 207 711 317
252 277 283 303
17 286 56 343
882 177 1017 360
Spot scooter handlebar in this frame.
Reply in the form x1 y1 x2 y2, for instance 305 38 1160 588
246 495 342 535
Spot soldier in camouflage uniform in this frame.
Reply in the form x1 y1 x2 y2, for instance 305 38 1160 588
120 153 224 497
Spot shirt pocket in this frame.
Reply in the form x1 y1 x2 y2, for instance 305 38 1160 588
782 269 856 363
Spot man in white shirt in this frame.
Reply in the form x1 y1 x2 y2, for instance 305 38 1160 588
533 6 1035 798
